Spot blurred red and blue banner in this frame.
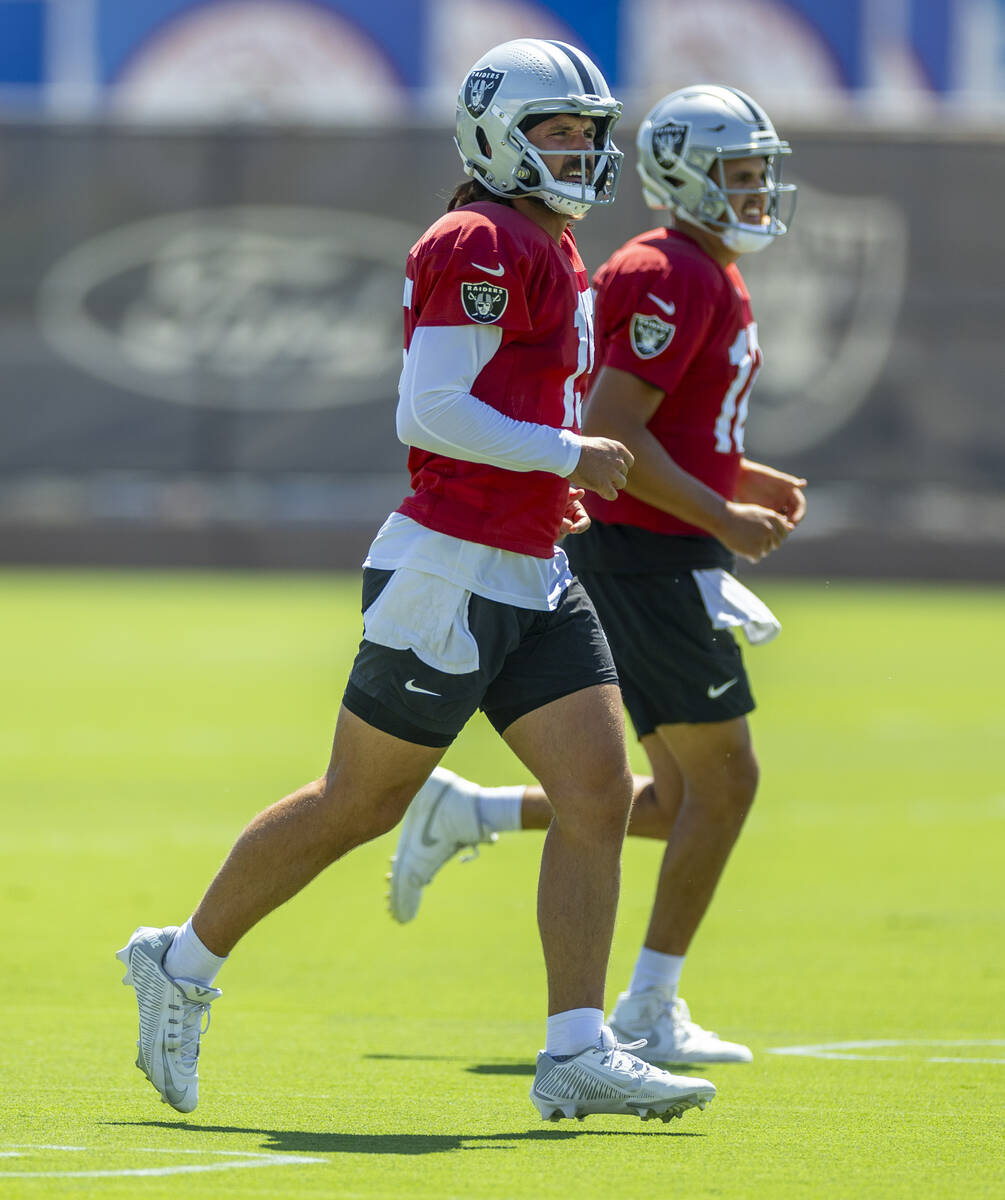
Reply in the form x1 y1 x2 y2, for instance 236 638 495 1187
0 0 1001 122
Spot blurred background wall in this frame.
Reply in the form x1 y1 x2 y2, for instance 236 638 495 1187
1 0 1003 578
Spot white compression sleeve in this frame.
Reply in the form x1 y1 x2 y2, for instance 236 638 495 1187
396 324 581 476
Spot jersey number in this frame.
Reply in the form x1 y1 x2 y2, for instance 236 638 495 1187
562 289 595 429
714 323 760 454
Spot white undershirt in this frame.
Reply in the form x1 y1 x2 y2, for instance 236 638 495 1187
396 324 581 475
366 324 582 610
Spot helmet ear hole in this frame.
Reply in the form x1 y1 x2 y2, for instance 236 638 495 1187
476 128 492 159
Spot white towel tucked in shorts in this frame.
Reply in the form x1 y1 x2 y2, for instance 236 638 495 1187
692 567 781 646
363 567 480 674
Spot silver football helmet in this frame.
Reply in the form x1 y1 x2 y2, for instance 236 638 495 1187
455 38 623 218
636 85 796 253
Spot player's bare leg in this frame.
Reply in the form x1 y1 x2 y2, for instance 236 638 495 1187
503 683 632 1014
474 724 750 952
192 708 445 956
505 684 716 1120
608 720 756 1064
518 771 681 840
640 718 757 956
119 707 444 1111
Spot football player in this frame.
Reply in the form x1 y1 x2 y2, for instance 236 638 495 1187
117 42 715 1126
390 84 806 1069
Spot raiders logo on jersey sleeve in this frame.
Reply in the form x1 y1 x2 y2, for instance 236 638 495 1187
461 281 509 324
630 313 675 358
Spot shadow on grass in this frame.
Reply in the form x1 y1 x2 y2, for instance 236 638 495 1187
364 1054 535 1075
367 1055 715 1079
467 1063 537 1076
364 1053 482 1063
103 1122 704 1155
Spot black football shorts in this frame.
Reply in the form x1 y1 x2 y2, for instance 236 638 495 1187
342 569 619 747
574 567 755 737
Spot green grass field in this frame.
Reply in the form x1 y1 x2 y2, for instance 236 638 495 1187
2 569 1002 1199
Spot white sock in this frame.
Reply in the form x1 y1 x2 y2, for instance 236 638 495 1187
628 947 685 997
545 1007 604 1057
475 786 524 834
164 917 227 986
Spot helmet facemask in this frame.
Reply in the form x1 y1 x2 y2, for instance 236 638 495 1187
509 110 621 218
695 153 796 253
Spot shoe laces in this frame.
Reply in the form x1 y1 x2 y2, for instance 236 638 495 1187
437 790 497 862
459 830 499 864
457 802 499 863
169 995 213 1069
598 1028 652 1077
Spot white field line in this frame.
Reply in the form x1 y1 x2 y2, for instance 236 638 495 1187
0 1146 325 1180
768 1038 1005 1063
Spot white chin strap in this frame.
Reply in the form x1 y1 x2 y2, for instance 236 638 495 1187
720 219 788 255
542 187 595 218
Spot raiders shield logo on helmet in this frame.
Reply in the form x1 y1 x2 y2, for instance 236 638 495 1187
461 281 508 324
464 69 506 118
630 313 675 358
652 121 689 168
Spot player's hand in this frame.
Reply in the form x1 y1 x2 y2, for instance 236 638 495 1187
718 502 795 563
736 462 807 525
559 488 590 538
568 437 634 501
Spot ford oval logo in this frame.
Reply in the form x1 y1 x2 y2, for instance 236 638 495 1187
37 206 418 411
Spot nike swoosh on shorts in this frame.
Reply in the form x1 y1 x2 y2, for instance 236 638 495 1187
405 678 441 696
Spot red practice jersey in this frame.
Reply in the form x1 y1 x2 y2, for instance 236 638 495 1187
586 226 761 538
397 202 594 558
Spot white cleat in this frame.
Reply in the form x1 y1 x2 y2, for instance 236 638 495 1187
609 990 753 1066
387 768 496 924
530 1026 715 1122
116 926 221 1113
